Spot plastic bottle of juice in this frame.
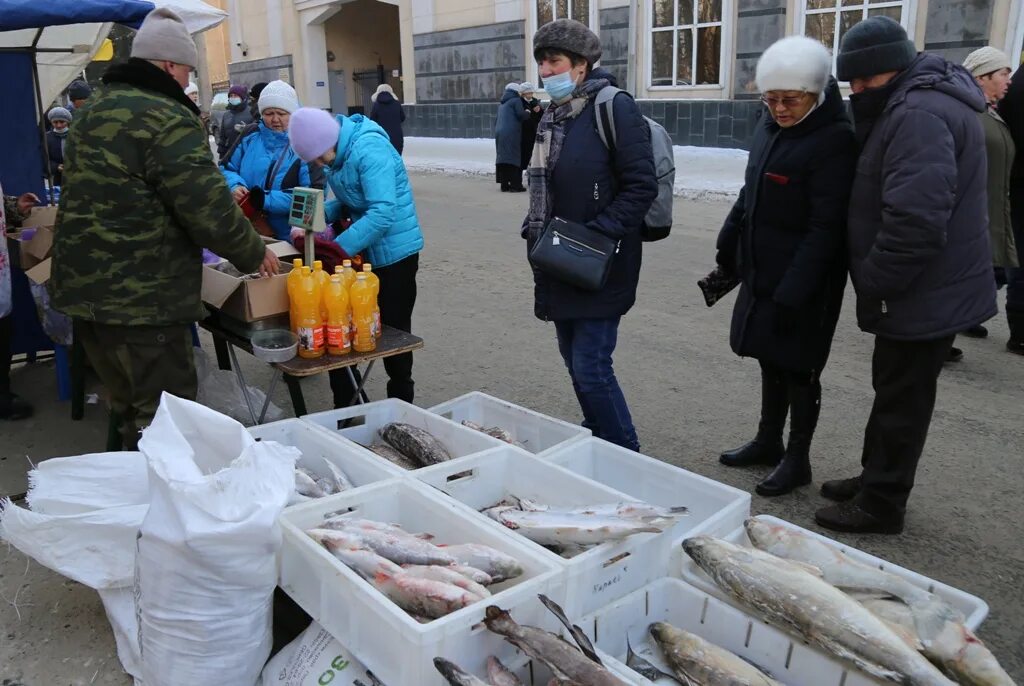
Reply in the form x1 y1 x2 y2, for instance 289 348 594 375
296 266 325 359
286 258 303 332
362 264 382 339
338 259 358 292
324 274 352 356
350 273 377 353
312 260 330 323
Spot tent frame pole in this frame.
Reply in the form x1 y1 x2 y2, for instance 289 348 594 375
30 29 58 205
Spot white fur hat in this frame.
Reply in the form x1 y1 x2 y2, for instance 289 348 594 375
258 80 299 114
756 36 832 94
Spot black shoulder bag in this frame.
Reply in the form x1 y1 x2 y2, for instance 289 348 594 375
528 216 618 291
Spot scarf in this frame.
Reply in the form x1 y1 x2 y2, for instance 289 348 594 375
849 71 908 146
526 77 609 240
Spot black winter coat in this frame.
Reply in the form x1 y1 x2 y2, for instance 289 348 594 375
45 130 67 185
370 92 406 154
717 80 856 374
495 89 529 166
526 68 658 321
847 53 997 341
520 97 542 170
217 101 255 157
998 66 1023 234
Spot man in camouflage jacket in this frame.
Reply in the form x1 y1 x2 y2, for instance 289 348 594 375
49 8 277 448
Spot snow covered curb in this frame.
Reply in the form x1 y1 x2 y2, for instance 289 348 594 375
403 136 746 201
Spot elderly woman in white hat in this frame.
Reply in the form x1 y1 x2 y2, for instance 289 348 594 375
518 81 542 173
370 83 406 155
220 80 323 240
715 36 858 498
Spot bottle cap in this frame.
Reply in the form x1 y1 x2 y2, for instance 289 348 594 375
363 264 372 271
313 260 323 270
293 258 302 267
343 259 352 267
301 266 311 274
356 273 367 280
334 266 343 274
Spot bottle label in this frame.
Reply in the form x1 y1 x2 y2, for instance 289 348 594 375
327 325 350 350
298 326 325 352
373 310 381 337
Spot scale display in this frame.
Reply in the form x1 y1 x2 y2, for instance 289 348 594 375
289 187 326 234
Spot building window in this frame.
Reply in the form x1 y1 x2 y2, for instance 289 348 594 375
650 0 724 87
802 0 911 67
536 0 591 27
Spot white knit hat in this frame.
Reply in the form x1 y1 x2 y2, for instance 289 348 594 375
963 47 1012 77
184 81 198 96
519 82 536 94
756 36 832 94
131 8 198 68
258 80 299 114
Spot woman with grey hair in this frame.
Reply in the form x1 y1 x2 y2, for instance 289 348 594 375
494 82 529 191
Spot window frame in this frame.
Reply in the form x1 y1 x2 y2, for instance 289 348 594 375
529 0 600 91
645 0 732 91
1011 2 1024 67
795 0 917 73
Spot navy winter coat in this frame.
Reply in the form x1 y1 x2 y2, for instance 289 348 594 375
847 53 997 341
370 91 406 155
717 79 857 374
45 130 67 185
999 66 1024 229
495 88 529 167
525 68 658 321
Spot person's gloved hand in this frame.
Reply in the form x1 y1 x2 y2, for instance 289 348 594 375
773 302 799 336
715 248 735 274
248 186 265 211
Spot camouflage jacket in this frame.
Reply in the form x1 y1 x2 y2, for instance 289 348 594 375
49 59 266 326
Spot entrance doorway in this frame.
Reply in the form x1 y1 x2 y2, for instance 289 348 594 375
328 69 347 114
323 0 403 114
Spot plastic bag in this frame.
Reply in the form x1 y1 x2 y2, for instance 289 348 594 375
136 393 299 686
194 348 285 425
258 622 379 686
29 281 73 346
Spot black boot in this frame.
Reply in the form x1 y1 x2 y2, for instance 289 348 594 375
756 379 818 496
1008 312 1024 356
821 475 862 501
815 500 904 535
720 366 788 467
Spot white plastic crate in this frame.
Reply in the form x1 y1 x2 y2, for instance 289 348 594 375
578 577 886 686
428 391 591 457
249 419 403 508
300 399 507 470
278 478 564 686
675 515 989 631
414 449 705 619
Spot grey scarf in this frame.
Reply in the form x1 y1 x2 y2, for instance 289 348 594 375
526 77 609 240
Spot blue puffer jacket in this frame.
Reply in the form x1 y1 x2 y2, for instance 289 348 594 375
324 114 424 267
222 123 317 240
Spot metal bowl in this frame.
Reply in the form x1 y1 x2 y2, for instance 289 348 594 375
250 329 298 363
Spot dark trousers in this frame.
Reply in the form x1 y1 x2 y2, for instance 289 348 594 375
0 314 11 395
757 360 821 444
329 253 418 406
1006 204 1024 324
554 317 639 452
75 320 197 450
857 335 955 517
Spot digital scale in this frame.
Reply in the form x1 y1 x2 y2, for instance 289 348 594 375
289 187 326 267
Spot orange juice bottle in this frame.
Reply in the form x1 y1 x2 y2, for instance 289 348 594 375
338 259 357 291
324 275 352 356
286 258 303 332
350 273 376 353
362 264 382 339
312 260 330 323
296 266 325 359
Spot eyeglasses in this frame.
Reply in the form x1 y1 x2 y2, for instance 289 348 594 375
760 93 809 108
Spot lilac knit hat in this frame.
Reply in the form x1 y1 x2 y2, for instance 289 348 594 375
289 107 341 162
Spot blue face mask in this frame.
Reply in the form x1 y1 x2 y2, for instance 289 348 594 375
229 97 242 107
542 70 577 101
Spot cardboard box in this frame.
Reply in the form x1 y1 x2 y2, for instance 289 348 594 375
17 206 59 269
25 258 51 286
201 240 300 322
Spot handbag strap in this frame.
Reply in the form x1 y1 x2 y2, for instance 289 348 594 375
262 144 291 192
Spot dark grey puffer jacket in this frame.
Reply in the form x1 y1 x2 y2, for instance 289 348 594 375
847 53 997 341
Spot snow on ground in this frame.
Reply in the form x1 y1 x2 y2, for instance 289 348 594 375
403 136 747 201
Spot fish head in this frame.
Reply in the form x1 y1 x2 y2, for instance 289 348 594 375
648 621 690 648
682 535 730 570
743 517 784 548
484 605 515 633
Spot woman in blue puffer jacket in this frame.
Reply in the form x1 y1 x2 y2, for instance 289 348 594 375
289 106 425 406
221 81 322 240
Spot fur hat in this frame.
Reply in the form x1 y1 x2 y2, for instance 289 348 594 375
258 80 299 114
48 107 72 123
533 19 602 65
519 82 536 95
184 81 199 96
371 83 395 103
963 47 1012 77
756 36 832 93
836 16 916 81
130 8 198 69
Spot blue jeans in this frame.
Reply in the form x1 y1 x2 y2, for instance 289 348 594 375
554 318 639 451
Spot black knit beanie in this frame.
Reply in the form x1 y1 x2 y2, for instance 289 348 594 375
836 16 916 81
533 19 602 66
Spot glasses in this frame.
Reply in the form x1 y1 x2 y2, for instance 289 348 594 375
760 93 809 108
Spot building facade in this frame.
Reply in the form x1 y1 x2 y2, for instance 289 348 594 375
226 0 1023 148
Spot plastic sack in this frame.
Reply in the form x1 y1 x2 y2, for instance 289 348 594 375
29 281 73 346
258 622 379 686
136 393 299 686
0 450 150 680
194 348 285 425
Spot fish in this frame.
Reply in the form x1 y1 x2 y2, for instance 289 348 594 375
366 442 422 470
538 594 602 665
859 596 1016 686
322 523 456 566
295 467 329 498
483 606 625 685
374 570 480 619
433 657 492 686
625 634 684 684
450 564 493 586
437 543 524 582
649 622 782 686
486 656 524 686
305 529 402 578
683 536 956 686
743 517 964 642
401 564 491 599
322 516 435 541
380 422 453 466
484 507 663 549
461 420 515 444
516 499 688 519
322 457 354 492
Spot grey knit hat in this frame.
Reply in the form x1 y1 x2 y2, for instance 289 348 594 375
836 16 916 81
48 107 72 123
533 19 602 65
131 8 198 68
963 47 1012 77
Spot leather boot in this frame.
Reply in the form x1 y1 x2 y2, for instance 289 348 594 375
1008 312 1024 356
756 380 818 496
720 366 788 467
820 475 862 502
815 500 904 535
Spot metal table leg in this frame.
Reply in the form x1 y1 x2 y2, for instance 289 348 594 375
258 368 282 424
284 374 307 416
213 335 232 371
344 360 376 407
226 343 258 426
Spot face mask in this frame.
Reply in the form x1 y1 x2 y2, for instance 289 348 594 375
54 128 69 136
229 97 242 107
542 70 577 101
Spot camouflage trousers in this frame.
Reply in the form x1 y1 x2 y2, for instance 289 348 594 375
75 320 197 450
